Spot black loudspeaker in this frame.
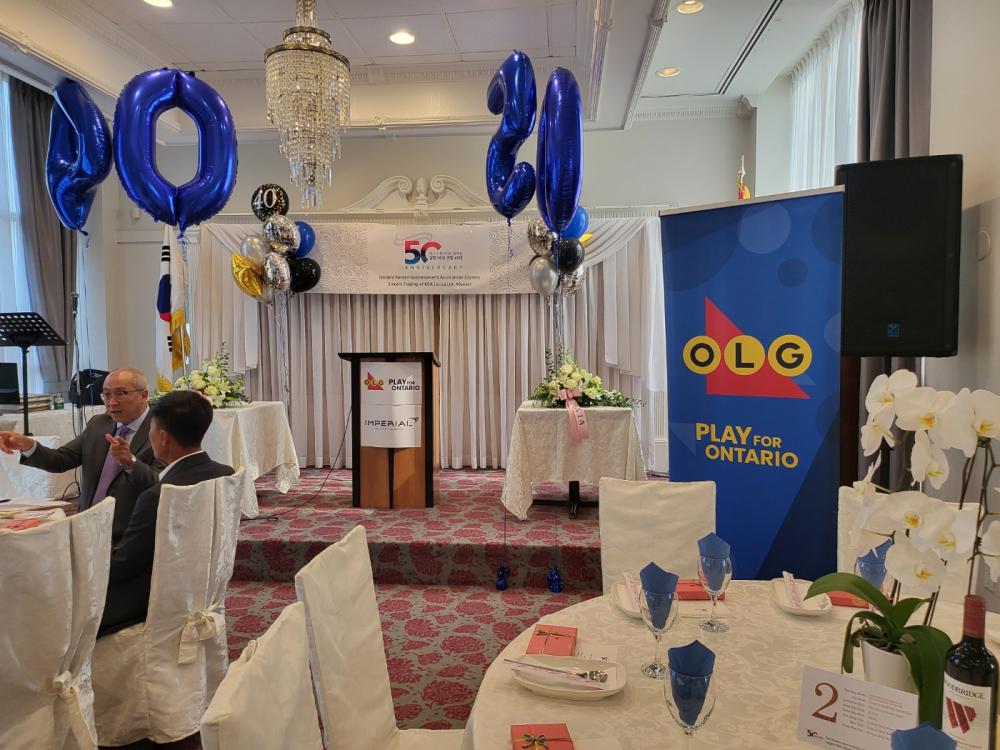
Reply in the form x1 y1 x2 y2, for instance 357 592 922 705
0 362 17 404
69 369 109 406
836 154 963 357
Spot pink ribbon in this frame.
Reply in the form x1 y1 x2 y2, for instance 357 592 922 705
558 387 589 443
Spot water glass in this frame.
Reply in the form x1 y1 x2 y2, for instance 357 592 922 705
697 555 732 633
665 669 717 748
638 589 679 679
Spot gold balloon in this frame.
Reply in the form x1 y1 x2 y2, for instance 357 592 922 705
231 253 264 299
579 232 594 246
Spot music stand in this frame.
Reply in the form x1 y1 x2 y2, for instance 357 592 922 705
0 313 66 436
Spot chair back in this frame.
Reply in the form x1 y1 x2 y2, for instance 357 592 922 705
599 477 715 592
295 525 398 750
200 602 322 750
0 500 115 750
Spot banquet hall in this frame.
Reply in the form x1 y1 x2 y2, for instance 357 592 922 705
1 0 999 748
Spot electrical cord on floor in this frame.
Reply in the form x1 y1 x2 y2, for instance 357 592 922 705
243 407 352 523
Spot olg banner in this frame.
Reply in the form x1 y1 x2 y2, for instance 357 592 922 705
661 188 843 579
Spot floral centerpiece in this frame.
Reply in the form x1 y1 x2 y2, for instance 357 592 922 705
531 351 635 408
807 369 999 726
161 344 249 408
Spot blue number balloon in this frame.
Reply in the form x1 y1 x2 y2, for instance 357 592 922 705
294 220 315 258
46 80 113 233
563 205 589 240
114 69 237 233
485 50 537 221
536 68 583 236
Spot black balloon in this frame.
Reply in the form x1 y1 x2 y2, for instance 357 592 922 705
554 237 584 273
251 183 289 221
288 256 322 293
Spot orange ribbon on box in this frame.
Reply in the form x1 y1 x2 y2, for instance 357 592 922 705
511 724 575 749
558 387 589 443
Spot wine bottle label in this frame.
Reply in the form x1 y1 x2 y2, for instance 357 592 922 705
943 673 993 749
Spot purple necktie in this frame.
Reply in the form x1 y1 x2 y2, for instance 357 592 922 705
91 423 129 507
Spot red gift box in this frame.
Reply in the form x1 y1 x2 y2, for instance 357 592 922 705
525 624 577 657
511 723 574 749
829 591 868 608
677 579 726 601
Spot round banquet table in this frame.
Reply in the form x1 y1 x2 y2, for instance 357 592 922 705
462 580 993 750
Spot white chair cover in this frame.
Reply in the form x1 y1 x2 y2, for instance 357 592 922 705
0 499 116 750
200 602 321 750
295 526 463 750
598 477 716 592
92 468 247 745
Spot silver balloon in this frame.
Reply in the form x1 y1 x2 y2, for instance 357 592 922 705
263 215 300 251
560 266 587 296
527 218 555 258
240 234 268 272
262 251 291 292
528 255 559 296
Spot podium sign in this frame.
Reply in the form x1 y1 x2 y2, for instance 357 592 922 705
361 362 423 448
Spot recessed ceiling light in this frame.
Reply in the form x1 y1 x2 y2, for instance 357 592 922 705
677 1 704 14
142 0 173 7
389 30 415 45
657 67 681 78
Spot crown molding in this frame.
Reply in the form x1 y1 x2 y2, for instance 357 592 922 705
632 102 741 121
338 174 489 215
584 0 614 121
622 0 670 130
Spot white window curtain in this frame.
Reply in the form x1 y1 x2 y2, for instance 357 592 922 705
0 73 42 392
789 0 862 190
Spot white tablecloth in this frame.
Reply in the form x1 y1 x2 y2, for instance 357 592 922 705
0 402 299 518
463 581 981 750
502 402 646 519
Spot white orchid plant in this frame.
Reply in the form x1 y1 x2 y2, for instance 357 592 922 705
159 343 248 409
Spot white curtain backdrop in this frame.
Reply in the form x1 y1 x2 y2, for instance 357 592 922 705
789 0 862 190
192 218 666 470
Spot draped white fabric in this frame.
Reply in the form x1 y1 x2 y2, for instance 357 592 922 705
193 218 666 470
789 0 862 190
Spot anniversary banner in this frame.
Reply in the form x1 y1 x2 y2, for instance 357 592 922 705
660 188 843 580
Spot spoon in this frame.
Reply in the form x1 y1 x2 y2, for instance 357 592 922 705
503 658 609 682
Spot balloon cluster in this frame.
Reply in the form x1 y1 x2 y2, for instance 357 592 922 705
231 184 321 302
485 52 590 297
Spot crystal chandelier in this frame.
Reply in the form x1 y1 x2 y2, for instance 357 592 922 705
264 0 351 208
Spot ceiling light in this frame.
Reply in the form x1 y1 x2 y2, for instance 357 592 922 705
657 67 681 78
143 0 173 7
677 1 704 13
389 30 415 45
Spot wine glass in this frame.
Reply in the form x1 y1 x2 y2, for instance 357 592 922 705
664 669 717 748
697 555 732 633
638 589 679 678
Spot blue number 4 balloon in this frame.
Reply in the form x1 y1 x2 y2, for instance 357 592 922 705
485 50 537 221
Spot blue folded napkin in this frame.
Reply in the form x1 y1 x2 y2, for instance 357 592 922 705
697 532 731 559
856 539 892 590
640 562 678 629
668 640 715 727
890 722 956 750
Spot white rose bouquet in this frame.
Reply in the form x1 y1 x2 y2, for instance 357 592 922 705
531 350 634 408
162 343 248 408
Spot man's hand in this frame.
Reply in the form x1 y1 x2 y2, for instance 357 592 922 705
0 431 35 454
106 434 135 468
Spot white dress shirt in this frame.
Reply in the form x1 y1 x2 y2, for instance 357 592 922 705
159 450 205 481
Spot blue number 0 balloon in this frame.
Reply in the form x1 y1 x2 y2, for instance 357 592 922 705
46 80 113 233
536 68 583 236
114 69 237 233
485 50 537 221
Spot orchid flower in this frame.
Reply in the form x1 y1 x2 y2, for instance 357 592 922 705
972 390 1000 440
894 387 955 444
865 369 918 418
917 506 976 562
885 536 948 596
885 490 941 535
861 408 895 456
910 431 950 490
977 518 1000 583
851 498 896 556
937 388 977 457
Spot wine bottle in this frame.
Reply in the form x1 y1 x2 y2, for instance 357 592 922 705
942 595 998 749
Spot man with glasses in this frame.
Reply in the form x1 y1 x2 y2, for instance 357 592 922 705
0 367 163 542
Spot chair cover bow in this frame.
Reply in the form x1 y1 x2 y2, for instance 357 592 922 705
50 670 97 747
177 604 226 665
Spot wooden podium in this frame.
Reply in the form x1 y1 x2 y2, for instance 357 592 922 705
340 352 440 509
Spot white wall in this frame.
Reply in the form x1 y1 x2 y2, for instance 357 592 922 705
751 75 793 197
102 116 753 380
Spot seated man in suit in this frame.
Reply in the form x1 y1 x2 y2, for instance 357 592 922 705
0 367 163 543
100 389 234 636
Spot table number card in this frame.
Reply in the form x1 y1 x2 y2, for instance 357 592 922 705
798 666 918 749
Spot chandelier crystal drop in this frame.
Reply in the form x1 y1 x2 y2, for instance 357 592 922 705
264 0 351 208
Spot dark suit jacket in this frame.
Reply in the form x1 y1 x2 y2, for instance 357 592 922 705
20 412 163 544
99 451 235 637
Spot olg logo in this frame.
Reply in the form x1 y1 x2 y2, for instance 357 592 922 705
404 239 442 265
683 334 812 378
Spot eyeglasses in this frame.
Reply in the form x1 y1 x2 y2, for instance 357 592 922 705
100 388 144 402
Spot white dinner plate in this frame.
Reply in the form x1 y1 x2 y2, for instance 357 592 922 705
771 577 832 616
611 581 641 619
509 654 627 701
